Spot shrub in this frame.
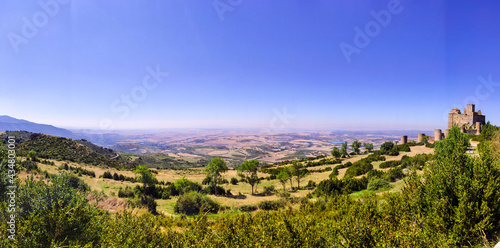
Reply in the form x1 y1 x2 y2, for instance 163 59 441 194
263 185 275 196
367 169 385 179
344 160 373 178
102 171 113 179
388 148 400 156
65 173 90 191
141 195 157 214
202 176 212 185
174 191 220 215
204 185 227 195
277 190 291 198
380 141 394 152
379 160 401 169
230 177 239 185
314 177 368 196
396 144 411 152
258 200 285 211
367 179 391 191
384 167 405 182
175 177 202 195
329 168 339 178
306 180 316 188
238 204 258 212
118 187 135 198
21 160 38 171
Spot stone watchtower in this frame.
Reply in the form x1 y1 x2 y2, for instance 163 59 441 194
448 104 486 130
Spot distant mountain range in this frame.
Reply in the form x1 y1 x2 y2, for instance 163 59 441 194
0 115 77 139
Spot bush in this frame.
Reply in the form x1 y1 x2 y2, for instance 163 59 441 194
263 185 275 196
238 204 258 212
102 171 112 179
329 168 339 178
384 167 405 182
258 200 285 211
380 141 394 152
367 169 385 179
118 187 135 198
379 160 401 169
65 173 90 191
306 180 316 188
388 148 400 156
141 195 157 214
367 179 391 191
230 177 239 185
314 177 368 196
344 160 373 178
204 185 227 195
21 160 38 171
175 177 202 195
202 176 211 185
277 190 291 198
174 191 220 215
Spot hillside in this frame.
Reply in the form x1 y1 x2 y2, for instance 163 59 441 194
17 133 131 169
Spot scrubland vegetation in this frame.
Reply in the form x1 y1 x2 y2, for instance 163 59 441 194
1 125 500 247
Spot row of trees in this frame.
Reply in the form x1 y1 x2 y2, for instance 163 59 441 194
331 141 374 159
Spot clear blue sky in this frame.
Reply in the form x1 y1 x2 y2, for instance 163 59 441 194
1 0 499 131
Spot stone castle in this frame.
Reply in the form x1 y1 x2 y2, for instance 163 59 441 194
430 104 485 142
398 104 486 144
448 104 485 129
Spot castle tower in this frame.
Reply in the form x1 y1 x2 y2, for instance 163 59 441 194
465 104 475 116
476 122 482 135
435 129 442 141
444 129 450 138
418 133 425 143
401 135 408 145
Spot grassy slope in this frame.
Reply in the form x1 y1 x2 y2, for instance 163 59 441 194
21 145 434 216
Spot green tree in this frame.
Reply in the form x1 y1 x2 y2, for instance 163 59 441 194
292 161 307 189
351 141 362 154
27 150 38 161
277 167 291 190
204 157 228 195
331 147 341 159
380 141 394 152
237 160 260 194
340 142 349 157
363 143 374 152
134 165 157 195
403 126 500 245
